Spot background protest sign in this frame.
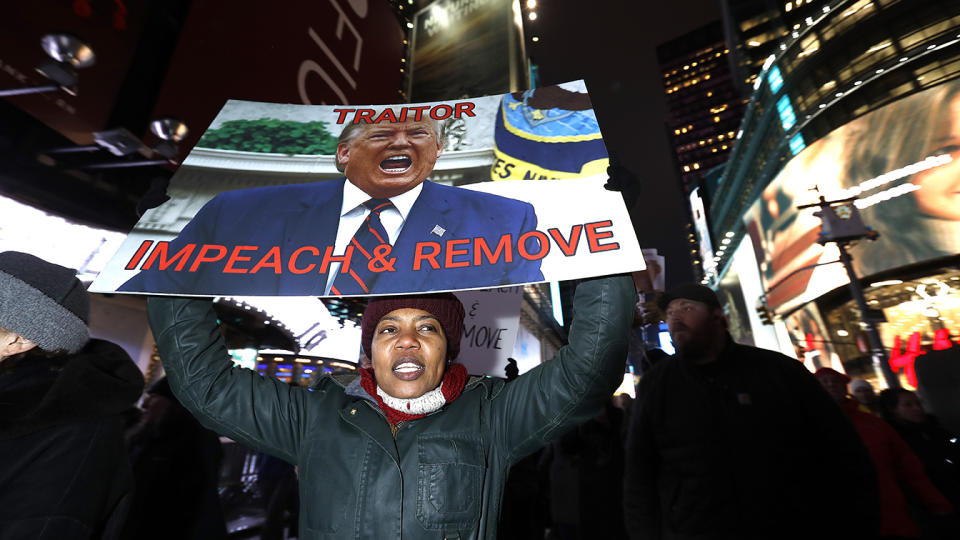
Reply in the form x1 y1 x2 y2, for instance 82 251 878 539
453 286 524 377
91 81 644 297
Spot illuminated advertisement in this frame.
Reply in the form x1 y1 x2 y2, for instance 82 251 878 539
91 82 643 297
744 78 960 311
410 0 525 102
689 188 715 273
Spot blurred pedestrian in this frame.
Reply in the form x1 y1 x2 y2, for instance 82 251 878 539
625 283 878 540
543 399 627 540
121 378 227 540
879 388 960 507
257 452 300 540
0 251 144 539
498 356 549 540
852 379 882 414
817 368 953 539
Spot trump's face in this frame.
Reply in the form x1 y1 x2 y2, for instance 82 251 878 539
337 120 443 199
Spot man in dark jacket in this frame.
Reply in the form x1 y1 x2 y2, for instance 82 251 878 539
623 283 879 540
147 275 634 539
0 251 144 539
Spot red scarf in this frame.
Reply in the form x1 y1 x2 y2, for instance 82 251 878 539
359 363 468 424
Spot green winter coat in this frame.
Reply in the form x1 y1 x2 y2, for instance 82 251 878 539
147 276 634 539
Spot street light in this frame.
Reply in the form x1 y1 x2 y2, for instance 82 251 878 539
0 33 96 97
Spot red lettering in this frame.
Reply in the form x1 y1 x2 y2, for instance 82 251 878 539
585 220 620 252
455 102 476 118
444 239 471 268
125 240 153 270
142 242 196 271
414 242 441 270
374 108 398 124
319 246 353 274
408 105 429 121
474 235 513 265
333 108 352 124
189 245 227 272
354 108 375 124
933 328 953 350
889 332 925 387
250 247 283 274
223 246 258 274
518 231 550 260
289 246 319 274
430 104 452 120
548 225 582 256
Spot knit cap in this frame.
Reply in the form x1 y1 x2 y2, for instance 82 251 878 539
0 251 90 353
361 293 465 361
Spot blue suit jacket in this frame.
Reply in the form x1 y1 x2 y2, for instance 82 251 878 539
119 179 543 295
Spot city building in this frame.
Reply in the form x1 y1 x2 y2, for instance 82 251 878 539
657 20 750 279
706 0 960 392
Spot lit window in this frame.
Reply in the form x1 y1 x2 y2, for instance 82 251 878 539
693 163 700 170
768 65 784 93
674 129 680 135
683 165 691 172
789 133 806 155
714 116 720 122
777 95 797 130
707 91 713 97
785 1 792 11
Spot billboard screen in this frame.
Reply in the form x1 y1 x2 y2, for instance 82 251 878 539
744 79 960 311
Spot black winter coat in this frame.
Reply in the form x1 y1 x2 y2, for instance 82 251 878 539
624 339 879 540
0 340 144 539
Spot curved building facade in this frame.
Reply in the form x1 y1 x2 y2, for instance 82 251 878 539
706 0 960 389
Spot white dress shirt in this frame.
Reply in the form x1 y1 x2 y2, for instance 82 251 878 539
322 180 423 294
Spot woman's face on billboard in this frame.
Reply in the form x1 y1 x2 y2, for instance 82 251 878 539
912 92 960 220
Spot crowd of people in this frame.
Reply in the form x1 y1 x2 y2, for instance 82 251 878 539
1 250 959 539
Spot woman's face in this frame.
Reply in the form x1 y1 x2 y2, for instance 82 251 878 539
911 93 960 220
895 392 927 424
371 308 448 399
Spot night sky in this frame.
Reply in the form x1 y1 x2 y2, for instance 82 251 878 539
528 0 722 287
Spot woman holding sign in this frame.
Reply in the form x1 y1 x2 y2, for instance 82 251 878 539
147 275 633 539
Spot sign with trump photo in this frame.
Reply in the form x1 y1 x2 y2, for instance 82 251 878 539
91 81 644 297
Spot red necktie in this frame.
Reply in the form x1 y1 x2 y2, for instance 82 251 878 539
330 199 393 295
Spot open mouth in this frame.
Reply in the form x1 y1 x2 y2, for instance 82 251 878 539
392 359 425 380
380 155 412 174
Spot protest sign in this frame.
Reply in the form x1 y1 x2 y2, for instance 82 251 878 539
453 286 523 377
91 80 644 297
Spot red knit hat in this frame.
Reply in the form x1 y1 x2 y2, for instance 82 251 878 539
361 293 465 361
814 367 851 384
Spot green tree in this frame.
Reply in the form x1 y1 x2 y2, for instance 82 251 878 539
197 118 338 155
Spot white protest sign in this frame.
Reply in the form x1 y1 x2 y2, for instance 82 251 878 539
454 286 524 377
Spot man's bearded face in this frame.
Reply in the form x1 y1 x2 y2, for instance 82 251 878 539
665 298 722 356
337 120 443 199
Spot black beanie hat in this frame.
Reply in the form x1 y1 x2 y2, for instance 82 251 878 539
0 251 90 353
656 283 722 312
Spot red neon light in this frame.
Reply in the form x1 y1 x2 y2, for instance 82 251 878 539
889 332 925 387
933 328 954 351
